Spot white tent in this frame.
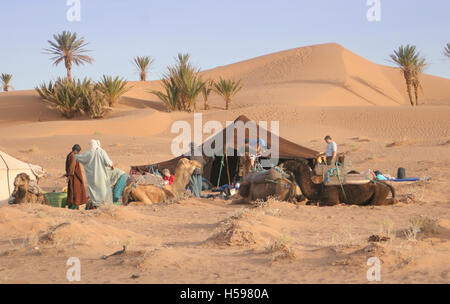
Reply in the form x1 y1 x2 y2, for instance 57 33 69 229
0 151 46 205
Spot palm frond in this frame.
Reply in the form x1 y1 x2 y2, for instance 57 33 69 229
133 56 155 81
213 78 243 110
44 31 93 79
98 75 131 107
1 73 13 91
445 43 450 59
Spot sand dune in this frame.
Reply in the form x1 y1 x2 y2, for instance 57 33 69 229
1 43 449 133
197 43 450 107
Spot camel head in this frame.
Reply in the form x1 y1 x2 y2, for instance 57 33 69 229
280 159 310 173
12 173 31 197
171 158 203 193
176 158 202 176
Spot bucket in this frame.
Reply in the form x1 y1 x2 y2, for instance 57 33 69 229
44 192 68 208
397 168 406 179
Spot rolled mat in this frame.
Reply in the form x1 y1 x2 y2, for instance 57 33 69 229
388 178 421 182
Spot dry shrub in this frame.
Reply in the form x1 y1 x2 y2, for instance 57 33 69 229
379 218 395 239
209 219 256 247
206 209 258 247
265 235 296 262
403 216 438 241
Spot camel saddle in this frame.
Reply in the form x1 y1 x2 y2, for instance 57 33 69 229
323 170 376 186
127 174 165 187
28 180 44 195
244 167 288 185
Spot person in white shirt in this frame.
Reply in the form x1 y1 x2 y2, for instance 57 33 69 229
324 135 338 166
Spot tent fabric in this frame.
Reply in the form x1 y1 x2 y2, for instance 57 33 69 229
0 151 46 204
131 115 319 186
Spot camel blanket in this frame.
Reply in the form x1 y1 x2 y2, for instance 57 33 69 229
244 168 286 184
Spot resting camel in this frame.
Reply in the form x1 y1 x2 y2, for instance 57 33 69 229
122 158 202 205
11 173 48 205
281 160 396 206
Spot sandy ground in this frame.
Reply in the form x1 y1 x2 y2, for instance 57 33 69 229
0 43 449 283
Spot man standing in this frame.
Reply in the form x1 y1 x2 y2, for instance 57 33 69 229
65 144 87 209
75 140 114 207
324 135 338 166
188 142 205 198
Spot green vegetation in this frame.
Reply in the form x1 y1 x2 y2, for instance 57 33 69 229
1 73 13 92
36 77 108 119
133 56 155 81
149 53 205 112
44 31 93 80
445 43 450 59
390 45 426 106
97 75 131 107
201 79 214 110
213 77 243 110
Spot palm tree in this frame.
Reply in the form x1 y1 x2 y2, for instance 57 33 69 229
133 56 155 81
390 45 421 106
411 57 427 106
213 78 243 110
201 79 214 110
149 76 179 112
150 53 204 112
98 75 131 107
167 53 204 111
445 43 450 59
1 74 13 92
44 31 93 80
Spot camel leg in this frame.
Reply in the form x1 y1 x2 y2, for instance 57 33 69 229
130 190 153 205
319 188 341 206
370 186 396 206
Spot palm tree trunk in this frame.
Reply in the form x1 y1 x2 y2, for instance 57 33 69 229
140 72 146 82
65 59 72 81
403 71 414 106
226 98 230 110
413 83 419 106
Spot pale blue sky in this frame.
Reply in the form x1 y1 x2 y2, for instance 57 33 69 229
0 0 449 90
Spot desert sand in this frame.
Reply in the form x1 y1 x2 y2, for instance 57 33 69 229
0 43 449 283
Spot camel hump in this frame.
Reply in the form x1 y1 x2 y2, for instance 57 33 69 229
244 168 284 184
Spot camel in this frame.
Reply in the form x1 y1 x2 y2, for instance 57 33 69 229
122 158 202 205
238 168 302 203
11 173 48 205
281 160 397 206
238 152 252 181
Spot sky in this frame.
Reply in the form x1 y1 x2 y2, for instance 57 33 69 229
0 0 449 90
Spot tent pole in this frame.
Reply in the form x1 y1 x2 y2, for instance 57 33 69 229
217 155 224 188
224 149 231 186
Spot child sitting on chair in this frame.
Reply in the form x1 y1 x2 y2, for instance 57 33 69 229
162 168 174 185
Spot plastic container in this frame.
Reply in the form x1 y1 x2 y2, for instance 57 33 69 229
397 168 406 179
44 192 68 208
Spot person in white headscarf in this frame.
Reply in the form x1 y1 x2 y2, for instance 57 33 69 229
75 139 113 207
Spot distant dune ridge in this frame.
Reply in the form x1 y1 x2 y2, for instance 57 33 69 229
0 43 449 138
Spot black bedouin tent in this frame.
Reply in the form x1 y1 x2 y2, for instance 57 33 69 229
131 115 319 187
